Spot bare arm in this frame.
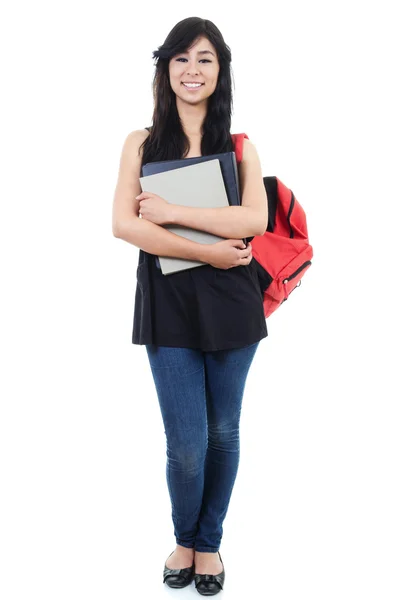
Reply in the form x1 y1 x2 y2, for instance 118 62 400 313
169 205 261 239
116 216 213 262
112 129 212 262
168 138 268 238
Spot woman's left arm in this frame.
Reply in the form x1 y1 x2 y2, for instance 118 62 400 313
170 139 268 238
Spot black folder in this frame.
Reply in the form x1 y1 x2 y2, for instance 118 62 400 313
141 151 241 206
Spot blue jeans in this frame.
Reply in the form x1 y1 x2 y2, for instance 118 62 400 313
145 341 260 553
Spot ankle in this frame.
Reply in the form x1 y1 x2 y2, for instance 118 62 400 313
176 545 194 553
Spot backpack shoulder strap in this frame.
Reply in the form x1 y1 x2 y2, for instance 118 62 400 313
231 133 249 163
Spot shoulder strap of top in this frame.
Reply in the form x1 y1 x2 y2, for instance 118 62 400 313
231 133 249 163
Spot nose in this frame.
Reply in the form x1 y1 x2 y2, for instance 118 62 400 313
185 60 200 76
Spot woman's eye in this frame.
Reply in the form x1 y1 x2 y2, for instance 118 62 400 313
176 58 211 63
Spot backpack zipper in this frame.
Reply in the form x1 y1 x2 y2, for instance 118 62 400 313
281 260 312 301
283 260 312 284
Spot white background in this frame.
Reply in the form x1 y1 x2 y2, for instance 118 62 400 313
1 1 399 599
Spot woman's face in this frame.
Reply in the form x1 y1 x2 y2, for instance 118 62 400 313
169 36 220 105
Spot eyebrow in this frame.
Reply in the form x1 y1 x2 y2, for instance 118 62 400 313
180 50 215 57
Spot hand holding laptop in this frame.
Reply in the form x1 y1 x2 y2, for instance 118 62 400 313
205 239 253 270
135 191 173 225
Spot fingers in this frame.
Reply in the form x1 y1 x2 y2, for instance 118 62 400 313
238 248 253 264
233 241 253 265
239 243 252 257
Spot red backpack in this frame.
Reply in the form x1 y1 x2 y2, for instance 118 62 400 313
231 133 313 318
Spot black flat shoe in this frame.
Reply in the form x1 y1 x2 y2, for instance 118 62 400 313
194 551 225 596
163 551 195 588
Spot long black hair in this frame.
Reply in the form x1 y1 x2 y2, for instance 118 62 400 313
139 17 235 166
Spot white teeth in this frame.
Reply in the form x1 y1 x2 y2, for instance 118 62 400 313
183 83 202 88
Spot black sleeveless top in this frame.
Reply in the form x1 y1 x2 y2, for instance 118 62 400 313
132 129 269 351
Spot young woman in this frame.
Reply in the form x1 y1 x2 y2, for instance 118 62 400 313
112 17 268 596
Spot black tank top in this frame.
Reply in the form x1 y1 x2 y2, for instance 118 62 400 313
132 129 269 351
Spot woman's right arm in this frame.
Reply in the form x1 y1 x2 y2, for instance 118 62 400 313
112 129 212 263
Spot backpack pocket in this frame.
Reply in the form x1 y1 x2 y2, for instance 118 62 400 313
262 246 313 317
281 257 312 302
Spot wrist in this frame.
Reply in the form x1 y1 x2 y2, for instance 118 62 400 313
168 203 179 225
197 243 212 263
